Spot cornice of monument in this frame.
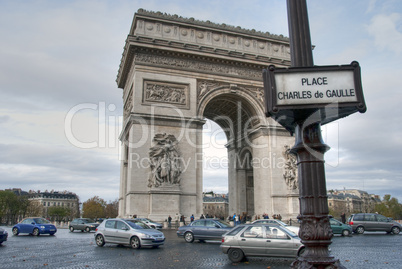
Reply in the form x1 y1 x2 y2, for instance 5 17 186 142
133 9 289 41
117 9 291 89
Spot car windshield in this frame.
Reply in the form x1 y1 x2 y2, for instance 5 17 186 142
127 221 151 229
275 220 288 226
34 218 50 224
274 226 297 238
82 219 95 223
216 220 231 227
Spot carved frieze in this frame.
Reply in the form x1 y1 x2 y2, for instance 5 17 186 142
134 52 262 80
142 80 189 109
283 145 298 190
148 133 182 188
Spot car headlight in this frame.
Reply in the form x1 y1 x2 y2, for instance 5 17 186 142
141 233 154 239
40 226 45 229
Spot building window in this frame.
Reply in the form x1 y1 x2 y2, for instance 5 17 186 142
43 202 46 206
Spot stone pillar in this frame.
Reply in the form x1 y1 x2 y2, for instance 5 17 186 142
227 145 237 216
236 168 247 214
251 134 272 219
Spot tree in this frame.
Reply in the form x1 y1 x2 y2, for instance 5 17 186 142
26 200 44 217
48 206 71 222
105 199 119 218
0 190 29 224
82 196 107 220
374 195 402 220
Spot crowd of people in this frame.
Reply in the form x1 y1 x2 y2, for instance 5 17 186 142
166 212 285 227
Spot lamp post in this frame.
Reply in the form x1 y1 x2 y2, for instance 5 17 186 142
286 0 345 268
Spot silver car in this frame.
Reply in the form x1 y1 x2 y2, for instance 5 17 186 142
221 224 304 263
251 219 300 234
134 218 163 229
94 218 165 249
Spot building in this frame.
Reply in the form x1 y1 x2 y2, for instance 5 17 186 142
327 189 381 216
28 190 80 220
202 192 229 219
5 188 80 221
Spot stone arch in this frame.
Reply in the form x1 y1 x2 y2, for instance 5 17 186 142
198 87 265 143
116 9 299 223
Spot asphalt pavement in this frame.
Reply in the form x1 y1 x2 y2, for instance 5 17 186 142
1 226 401 269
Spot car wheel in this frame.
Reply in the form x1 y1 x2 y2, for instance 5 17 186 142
356 226 365 234
85 227 91 232
95 234 105 247
391 226 400 235
69 226 74 232
298 247 305 257
228 248 245 263
342 229 350 236
12 227 19 236
184 232 194 243
130 236 141 249
32 228 40 236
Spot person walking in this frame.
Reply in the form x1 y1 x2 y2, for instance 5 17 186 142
168 215 172 228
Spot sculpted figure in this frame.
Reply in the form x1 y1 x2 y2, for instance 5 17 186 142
148 133 182 187
282 145 298 189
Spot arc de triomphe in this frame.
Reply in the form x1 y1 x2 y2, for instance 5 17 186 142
116 9 299 222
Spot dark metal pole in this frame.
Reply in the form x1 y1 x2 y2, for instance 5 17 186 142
286 0 345 268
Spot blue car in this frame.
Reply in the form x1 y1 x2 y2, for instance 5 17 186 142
12 217 57 236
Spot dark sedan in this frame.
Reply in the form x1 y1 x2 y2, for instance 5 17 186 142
0 227 8 244
177 219 233 243
69 218 99 232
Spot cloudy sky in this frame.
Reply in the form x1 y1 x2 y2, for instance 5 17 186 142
1 0 401 204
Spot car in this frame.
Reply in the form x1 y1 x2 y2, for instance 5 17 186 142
133 218 163 229
347 213 402 234
177 218 233 243
94 218 165 249
69 218 99 232
251 219 300 234
329 218 352 236
0 227 8 244
12 217 57 236
221 223 305 263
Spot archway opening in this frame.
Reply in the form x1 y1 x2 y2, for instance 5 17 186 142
200 92 260 221
202 119 229 219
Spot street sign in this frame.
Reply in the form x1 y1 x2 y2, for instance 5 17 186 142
263 61 366 133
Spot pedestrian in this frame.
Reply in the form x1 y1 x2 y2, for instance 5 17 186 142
168 215 172 228
235 214 239 226
200 214 205 219
190 214 194 222
341 213 346 224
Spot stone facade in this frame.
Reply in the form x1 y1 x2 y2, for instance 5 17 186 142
5 188 80 221
28 190 80 220
117 9 298 222
202 193 229 219
327 189 381 215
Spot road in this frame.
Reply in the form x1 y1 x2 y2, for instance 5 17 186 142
1 226 401 268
